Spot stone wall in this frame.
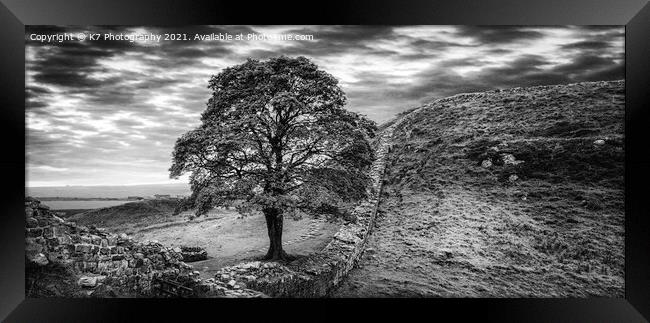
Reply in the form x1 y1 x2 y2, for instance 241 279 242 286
206 123 402 297
25 197 265 298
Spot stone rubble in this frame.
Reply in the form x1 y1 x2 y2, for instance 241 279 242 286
25 196 265 298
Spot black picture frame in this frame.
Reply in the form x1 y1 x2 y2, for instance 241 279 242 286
1 0 649 321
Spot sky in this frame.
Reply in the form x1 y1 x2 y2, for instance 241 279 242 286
25 25 624 187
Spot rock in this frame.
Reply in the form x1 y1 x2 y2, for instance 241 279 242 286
180 246 208 262
29 253 49 266
78 275 106 288
334 230 362 244
481 160 492 168
502 154 523 165
26 217 39 228
594 139 606 146
241 261 261 269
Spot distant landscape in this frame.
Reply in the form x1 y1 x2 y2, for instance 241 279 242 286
26 183 191 199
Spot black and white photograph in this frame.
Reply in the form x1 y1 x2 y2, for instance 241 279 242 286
24 25 625 298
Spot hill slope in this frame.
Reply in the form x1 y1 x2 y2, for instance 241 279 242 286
68 199 181 230
334 80 624 297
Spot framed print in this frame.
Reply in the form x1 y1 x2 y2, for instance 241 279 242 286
1 0 649 321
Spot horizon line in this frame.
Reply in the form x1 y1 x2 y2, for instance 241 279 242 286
26 181 190 188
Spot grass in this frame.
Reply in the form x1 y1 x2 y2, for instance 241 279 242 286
337 80 624 297
68 198 184 231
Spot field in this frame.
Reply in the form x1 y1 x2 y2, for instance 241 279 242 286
333 80 624 297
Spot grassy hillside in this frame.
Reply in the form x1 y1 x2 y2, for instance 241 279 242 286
68 199 182 231
335 80 624 297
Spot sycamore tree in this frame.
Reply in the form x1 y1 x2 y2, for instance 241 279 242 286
169 56 376 260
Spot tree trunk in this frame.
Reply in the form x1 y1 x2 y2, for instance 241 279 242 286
263 207 289 261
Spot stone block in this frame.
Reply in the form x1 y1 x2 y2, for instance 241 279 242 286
84 261 97 271
78 275 106 288
46 237 59 247
57 235 71 245
75 243 92 253
90 245 100 254
25 237 44 253
27 252 49 266
26 228 43 238
26 217 39 228
36 217 50 227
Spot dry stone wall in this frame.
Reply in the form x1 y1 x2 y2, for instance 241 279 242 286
207 123 403 297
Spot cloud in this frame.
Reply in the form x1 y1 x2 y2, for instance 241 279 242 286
25 25 624 186
454 26 546 44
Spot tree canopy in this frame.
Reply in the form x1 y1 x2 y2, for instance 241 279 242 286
170 56 377 222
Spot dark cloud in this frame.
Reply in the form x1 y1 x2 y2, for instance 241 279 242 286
27 27 137 88
561 40 613 50
26 85 52 109
454 26 545 44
